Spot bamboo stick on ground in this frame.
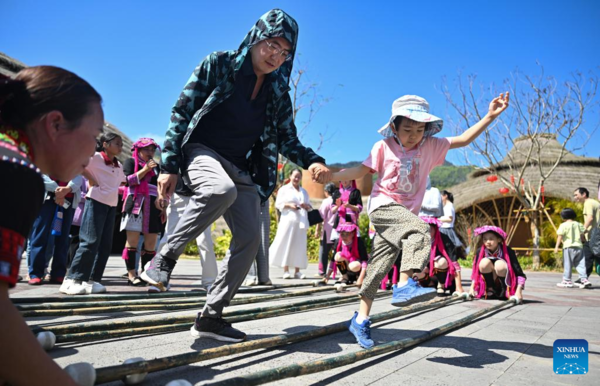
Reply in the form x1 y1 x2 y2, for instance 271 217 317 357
22 285 354 317
55 294 388 344
207 300 517 386
34 289 368 335
11 282 316 305
92 296 464 384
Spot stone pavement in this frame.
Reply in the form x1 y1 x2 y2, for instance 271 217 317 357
12 256 600 385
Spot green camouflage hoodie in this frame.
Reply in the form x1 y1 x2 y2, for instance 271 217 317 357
161 9 325 202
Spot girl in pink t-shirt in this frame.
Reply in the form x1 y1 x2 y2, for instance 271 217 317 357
331 93 510 348
60 133 125 295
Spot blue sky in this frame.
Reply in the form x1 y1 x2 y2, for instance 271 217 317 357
2 0 599 165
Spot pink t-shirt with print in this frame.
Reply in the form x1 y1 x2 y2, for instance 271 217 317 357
85 152 126 207
363 136 451 215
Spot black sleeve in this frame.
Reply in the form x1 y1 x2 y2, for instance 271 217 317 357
440 232 457 262
0 153 44 288
507 247 526 279
123 158 136 179
0 153 44 237
357 237 369 263
349 189 363 208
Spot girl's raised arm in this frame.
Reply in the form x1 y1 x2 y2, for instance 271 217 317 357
449 92 510 149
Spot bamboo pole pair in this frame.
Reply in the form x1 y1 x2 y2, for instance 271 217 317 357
12 282 315 305
207 299 517 386
41 290 383 345
21 285 352 317
92 297 464 384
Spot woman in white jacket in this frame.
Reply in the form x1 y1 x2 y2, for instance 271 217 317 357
269 169 312 279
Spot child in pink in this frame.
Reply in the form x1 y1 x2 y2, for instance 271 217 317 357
331 93 510 348
414 216 466 296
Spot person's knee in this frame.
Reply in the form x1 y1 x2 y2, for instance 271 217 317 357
494 260 508 277
435 258 448 270
213 180 237 207
479 258 493 273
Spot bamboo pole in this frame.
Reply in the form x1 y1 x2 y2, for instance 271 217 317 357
505 196 517 235
92 297 464 384
208 300 517 386
36 290 376 337
12 283 315 305
474 204 495 225
542 207 558 233
21 286 349 317
492 199 502 228
54 294 387 344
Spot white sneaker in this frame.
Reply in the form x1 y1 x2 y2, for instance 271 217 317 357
59 278 75 294
579 279 592 289
294 272 306 280
244 279 257 286
83 280 106 294
64 281 87 295
282 272 291 279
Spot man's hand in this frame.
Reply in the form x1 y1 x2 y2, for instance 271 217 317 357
308 163 332 184
156 174 178 210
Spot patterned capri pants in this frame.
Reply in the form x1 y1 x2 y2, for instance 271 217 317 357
358 202 431 300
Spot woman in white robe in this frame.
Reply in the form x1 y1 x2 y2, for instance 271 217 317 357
269 169 312 279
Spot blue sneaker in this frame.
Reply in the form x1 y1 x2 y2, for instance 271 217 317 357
348 312 375 349
391 278 437 307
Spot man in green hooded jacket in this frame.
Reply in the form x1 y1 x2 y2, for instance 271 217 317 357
142 9 331 342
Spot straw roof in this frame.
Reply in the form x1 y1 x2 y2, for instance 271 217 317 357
451 135 600 211
0 51 132 161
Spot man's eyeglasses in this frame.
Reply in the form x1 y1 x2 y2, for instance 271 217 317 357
264 40 292 61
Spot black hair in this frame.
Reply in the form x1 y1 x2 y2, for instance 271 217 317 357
574 187 590 198
96 132 122 152
0 66 101 130
560 208 577 220
442 190 454 203
392 116 430 133
324 182 338 196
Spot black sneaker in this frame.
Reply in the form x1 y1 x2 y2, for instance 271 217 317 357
140 255 176 292
574 278 582 285
190 316 247 342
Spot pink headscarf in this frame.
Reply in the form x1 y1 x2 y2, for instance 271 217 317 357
122 138 161 235
470 226 517 299
420 216 455 289
335 218 360 263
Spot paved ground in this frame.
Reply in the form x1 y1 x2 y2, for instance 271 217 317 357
12 256 600 386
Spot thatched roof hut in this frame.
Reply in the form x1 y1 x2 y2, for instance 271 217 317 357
450 135 600 251
0 51 132 161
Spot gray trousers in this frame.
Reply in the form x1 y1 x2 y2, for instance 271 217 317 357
245 201 271 283
563 247 586 281
159 143 260 318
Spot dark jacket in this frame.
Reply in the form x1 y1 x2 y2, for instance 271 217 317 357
161 9 325 202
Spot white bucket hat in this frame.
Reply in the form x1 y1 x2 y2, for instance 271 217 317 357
378 95 444 138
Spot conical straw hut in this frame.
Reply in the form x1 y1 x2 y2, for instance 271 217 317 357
450 134 600 250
